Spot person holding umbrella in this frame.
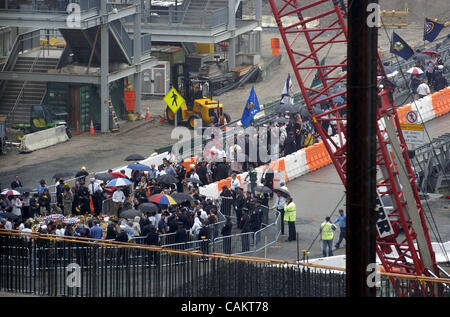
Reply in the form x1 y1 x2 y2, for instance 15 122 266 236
112 186 125 217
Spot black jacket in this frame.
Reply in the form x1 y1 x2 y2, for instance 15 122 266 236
284 136 297 156
215 162 229 181
197 165 209 185
106 224 118 240
175 228 188 243
198 226 210 240
116 232 129 243
146 231 160 246
11 180 22 189
221 222 232 236
241 214 251 233
261 168 274 188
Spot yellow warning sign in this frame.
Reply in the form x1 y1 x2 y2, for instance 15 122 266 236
163 87 185 114
400 124 424 131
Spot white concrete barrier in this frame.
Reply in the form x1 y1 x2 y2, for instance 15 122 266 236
410 97 435 123
19 126 69 153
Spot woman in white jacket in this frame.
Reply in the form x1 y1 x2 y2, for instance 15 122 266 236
191 217 202 240
11 196 22 217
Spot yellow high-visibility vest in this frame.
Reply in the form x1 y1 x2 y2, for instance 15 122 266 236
321 222 334 240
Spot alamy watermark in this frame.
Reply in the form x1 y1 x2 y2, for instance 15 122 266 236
170 119 283 166
66 263 81 288
366 263 381 288
366 3 381 28
66 3 81 28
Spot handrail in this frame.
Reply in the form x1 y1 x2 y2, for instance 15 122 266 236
6 48 42 124
180 0 192 24
2 228 450 286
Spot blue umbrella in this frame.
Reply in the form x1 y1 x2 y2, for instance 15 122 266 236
127 163 151 172
332 95 345 105
106 178 133 187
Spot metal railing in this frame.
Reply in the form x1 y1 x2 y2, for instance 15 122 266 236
1 229 450 297
110 19 133 59
147 6 229 29
0 0 100 12
0 29 40 97
7 48 42 124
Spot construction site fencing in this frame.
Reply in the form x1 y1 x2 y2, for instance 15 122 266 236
1 229 450 297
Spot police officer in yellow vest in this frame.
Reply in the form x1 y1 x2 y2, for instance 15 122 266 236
283 196 296 242
320 216 337 257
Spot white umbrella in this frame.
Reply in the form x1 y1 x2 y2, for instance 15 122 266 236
1 189 21 196
406 67 424 75
106 178 133 187
386 70 399 78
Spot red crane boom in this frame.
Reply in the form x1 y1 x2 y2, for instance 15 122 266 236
268 0 440 295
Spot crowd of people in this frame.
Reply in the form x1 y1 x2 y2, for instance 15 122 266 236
408 52 448 99
0 147 296 252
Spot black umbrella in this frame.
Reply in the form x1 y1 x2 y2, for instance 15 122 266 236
273 188 291 198
157 174 179 184
254 186 273 194
273 117 288 125
183 178 203 185
138 203 159 213
275 103 300 114
95 173 114 182
299 106 311 120
119 209 143 219
171 192 193 204
16 187 33 193
125 154 145 161
1 212 19 220
53 171 74 179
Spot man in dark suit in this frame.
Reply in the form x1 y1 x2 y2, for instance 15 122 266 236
221 216 233 254
175 222 188 249
233 187 245 229
215 157 230 181
197 160 209 185
11 176 22 189
261 165 274 199
241 208 251 252
220 185 233 216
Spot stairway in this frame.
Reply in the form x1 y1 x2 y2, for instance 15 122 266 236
0 56 59 124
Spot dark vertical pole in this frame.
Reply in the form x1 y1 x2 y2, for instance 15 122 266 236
346 0 378 297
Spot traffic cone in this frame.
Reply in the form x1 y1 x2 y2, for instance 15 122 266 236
89 120 95 135
76 120 81 135
145 106 151 120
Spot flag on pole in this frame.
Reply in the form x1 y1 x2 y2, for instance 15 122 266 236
390 32 414 60
240 87 260 128
310 58 326 88
424 18 445 42
280 74 294 106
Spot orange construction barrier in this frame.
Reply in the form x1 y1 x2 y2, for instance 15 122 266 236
305 144 323 172
183 156 198 173
396 104 412 124
89 120 95 135
432 88 450 117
